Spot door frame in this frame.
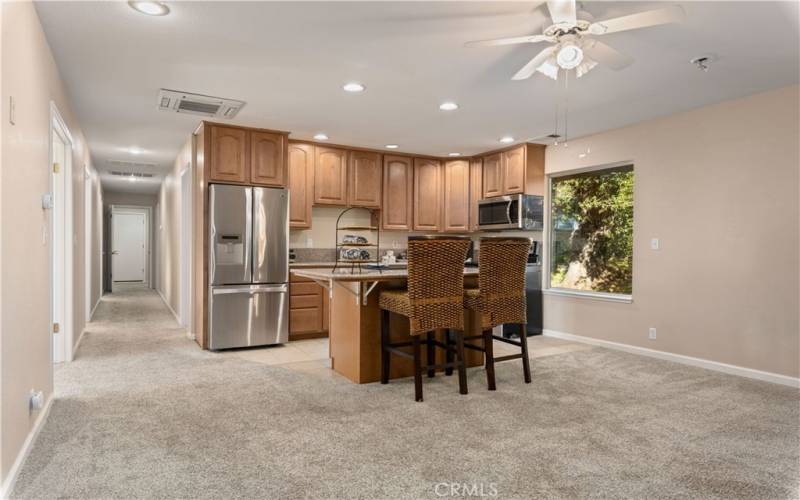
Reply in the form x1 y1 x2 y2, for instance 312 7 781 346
110 205 152 287
49 102 74 364
84 165 95 322
179 163 194 331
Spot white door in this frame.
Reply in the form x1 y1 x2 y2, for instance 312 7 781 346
112 212 146 282
52 129 67 362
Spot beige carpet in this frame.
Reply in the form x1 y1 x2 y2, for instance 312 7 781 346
11 284 800 499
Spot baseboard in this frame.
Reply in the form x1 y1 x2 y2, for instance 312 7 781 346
72 328 87 359
89 296 101 321
543 329 800 388
156 288 181 326
0 395 53 499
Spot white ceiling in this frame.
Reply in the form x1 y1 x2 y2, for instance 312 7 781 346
35 1 799 195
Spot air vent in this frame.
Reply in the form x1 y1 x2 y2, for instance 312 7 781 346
109 159 157 170
110 171 154 178
158 89 245 119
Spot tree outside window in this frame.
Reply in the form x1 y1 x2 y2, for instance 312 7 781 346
550 165 634 295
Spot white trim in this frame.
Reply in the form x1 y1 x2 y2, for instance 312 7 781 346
0 396 53 499
72 328 87 358
84 165 93 323
543 288 633 303
543 329 800 388
49 102 74 364
179 163 193 330
89 295 101 320
157 288 181 326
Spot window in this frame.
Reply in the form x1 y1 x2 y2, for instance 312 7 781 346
549 164 634 296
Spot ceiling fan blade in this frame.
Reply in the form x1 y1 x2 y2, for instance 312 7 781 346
464 34 553 48
512 46 558 80
589 5 686 35
582 40 634 70
547 0 577 27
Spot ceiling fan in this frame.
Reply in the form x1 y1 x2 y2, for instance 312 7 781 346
465 1 686 80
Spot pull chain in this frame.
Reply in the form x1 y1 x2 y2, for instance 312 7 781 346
563 69 569 147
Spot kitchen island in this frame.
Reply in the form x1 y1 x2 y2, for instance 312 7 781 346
292 267 483 383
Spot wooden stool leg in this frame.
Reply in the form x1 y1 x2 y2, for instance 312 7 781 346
519 324 532 384
413 335 423 402
445 329 454 376
380 310 390 384
483 329 496 391
454 330 468 395
427 332 436 378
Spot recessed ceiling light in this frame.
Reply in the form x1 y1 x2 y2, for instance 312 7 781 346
439 102 459 111
385 144 399 149
342 82 365 93
499 136 515 144
448 152 462 157
313 133 328 141
128 1 170 16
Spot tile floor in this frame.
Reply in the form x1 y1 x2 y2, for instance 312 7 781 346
221 334 593 379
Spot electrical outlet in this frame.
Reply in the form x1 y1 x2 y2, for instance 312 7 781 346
306 237 313 248
648 327 657 340
650 238 660 250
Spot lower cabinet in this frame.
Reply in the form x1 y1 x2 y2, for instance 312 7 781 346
289 272 328 340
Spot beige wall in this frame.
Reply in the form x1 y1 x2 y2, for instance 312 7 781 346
103 190 156 209
0 0 99 485
543 85 800 378
156 138 191 320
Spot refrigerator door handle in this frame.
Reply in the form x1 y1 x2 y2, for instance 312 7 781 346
212 284 288 295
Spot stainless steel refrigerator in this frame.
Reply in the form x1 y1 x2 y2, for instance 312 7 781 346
208 184 289 350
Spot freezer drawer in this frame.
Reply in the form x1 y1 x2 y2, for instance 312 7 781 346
209 284 289 350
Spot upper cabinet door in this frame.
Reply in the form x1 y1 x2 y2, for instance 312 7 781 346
288 142 314 228
502 146 526 194
250 131 286 187
482 153 503 198
413 158 442 231
348 150 382 208
381 155 413 231
442 159 470 233
210 125 248 183
469 158 483 231
314 146 348 206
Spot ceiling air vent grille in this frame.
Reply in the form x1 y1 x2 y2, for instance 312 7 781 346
110 171 155 178
158 89 245 119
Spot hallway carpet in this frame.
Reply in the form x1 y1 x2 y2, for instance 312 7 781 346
11 285 800 499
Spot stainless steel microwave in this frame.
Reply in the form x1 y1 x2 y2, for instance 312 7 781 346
477 194 544 231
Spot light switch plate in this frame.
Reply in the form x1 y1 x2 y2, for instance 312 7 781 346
650 238 660 250
9 96 15 125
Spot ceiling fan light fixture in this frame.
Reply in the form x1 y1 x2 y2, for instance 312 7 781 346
536 58 560 80
556 42 584 70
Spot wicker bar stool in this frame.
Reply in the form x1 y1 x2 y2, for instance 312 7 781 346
378 235 471 402
461 237 532 390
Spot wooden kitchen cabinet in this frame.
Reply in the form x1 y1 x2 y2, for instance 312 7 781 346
290 272 328 340
413 158 442 231
348 150 382 207
288 142 314 228
482 153 503 198
381 155 414 230
250 131 287 186
502 145 525 194
209 125 248 183
469 158 483 231
314 146 348 206
481 144 545 198
442 159 470 232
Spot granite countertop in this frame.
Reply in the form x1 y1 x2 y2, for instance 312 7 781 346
290 261 408 269
292 266 478 282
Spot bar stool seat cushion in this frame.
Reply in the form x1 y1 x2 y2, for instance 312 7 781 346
379 290 412 317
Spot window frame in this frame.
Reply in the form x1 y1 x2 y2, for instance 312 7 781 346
543 160 635 304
